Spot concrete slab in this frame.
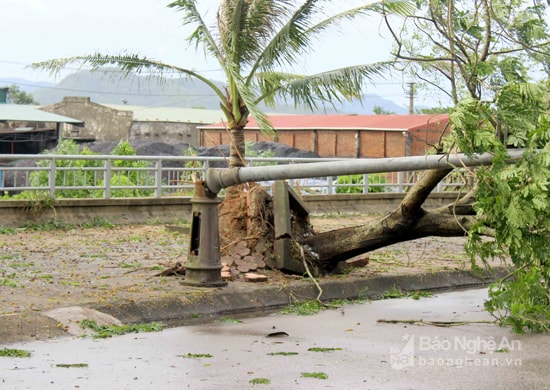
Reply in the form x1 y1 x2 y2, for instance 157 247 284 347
43 306 122 336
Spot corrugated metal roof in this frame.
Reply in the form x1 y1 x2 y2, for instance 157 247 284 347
104 104 225 124
201 114 449 131
0 104 83 124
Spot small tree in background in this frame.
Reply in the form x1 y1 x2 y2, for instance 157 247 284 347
7 84 38 105
18 140 154 199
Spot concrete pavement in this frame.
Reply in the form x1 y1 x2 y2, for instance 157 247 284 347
1 288 547 390
0 266 509 345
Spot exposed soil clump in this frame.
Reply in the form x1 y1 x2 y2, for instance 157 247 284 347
218 183 317 280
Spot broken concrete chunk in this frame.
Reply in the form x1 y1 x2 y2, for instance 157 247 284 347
244 272 268 282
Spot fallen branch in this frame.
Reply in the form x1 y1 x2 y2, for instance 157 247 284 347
377 319 497 327
300 245 323 302
299 245 344 314
154 262 186 277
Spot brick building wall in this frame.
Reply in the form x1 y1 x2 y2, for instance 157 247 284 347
201 126 447 158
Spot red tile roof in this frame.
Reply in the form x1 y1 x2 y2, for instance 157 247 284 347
202 114 449 131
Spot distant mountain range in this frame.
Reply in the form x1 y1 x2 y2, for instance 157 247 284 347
1 71 409 114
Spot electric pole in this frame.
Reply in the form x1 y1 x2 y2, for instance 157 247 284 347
407 82 415 114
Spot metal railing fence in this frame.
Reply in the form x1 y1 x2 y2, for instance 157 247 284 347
0 154 471 199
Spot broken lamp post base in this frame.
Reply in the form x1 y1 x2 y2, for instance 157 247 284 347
181 181 227 288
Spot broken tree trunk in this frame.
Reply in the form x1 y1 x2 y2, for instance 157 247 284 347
300 168 477 270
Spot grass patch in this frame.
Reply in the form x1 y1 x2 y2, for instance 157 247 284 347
118 262 143 269
0 272 19 287
62 280 82 287
281 300 326 316
410 290 434 300
0 227 18 234
0 348 31 357
380 285 407 299
307 347 342 353
179 353 213 359
301 372 328 380
369 249 406 266
0 278 18 287
79 217 114 229
80 319 164 339
79 253 107 259
380 285 433 300
55 363 88 368
11 218 115 232
8 262 33 268
249 378 271 385
22 220 69 232
116 235 144 243
281 298 357 316
267 351 299 356
219 317 243 323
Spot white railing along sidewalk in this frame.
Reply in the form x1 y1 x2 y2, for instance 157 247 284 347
0 154 469 199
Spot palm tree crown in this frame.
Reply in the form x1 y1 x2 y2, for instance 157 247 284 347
33 0 414 167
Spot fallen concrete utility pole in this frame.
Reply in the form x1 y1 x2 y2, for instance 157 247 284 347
183 150 525 287
205 150 525 195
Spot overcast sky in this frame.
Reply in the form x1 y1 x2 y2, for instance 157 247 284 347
1 0 428 107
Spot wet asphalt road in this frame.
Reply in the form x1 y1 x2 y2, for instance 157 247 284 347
1 288 548 390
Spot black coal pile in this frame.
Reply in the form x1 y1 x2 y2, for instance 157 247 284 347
82 140 320 168
193 141 319 167
82 140 193 157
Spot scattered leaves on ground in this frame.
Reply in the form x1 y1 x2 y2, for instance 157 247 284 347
0 348 31 358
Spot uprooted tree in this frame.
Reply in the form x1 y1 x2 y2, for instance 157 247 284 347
366 0 550 333
32 0 550 332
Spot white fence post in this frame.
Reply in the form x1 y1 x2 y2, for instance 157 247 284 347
156 159 163 198
48 158 56 197
104 159 111 199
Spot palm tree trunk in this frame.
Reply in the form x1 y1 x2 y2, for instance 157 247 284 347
224 127 247 200
229 128 246 169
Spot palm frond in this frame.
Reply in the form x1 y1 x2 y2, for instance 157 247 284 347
30 53 227 102
253 71 298 106
246 0 321 78
217 0 294 68
255 61 394 111
302 0 415 43
168 1 224 66
249 0 415 78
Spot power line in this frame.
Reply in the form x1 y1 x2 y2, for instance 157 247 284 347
0 58 419 103
0 58 224 75
0 78 412 100
0 59 414 85
0 79 219 98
